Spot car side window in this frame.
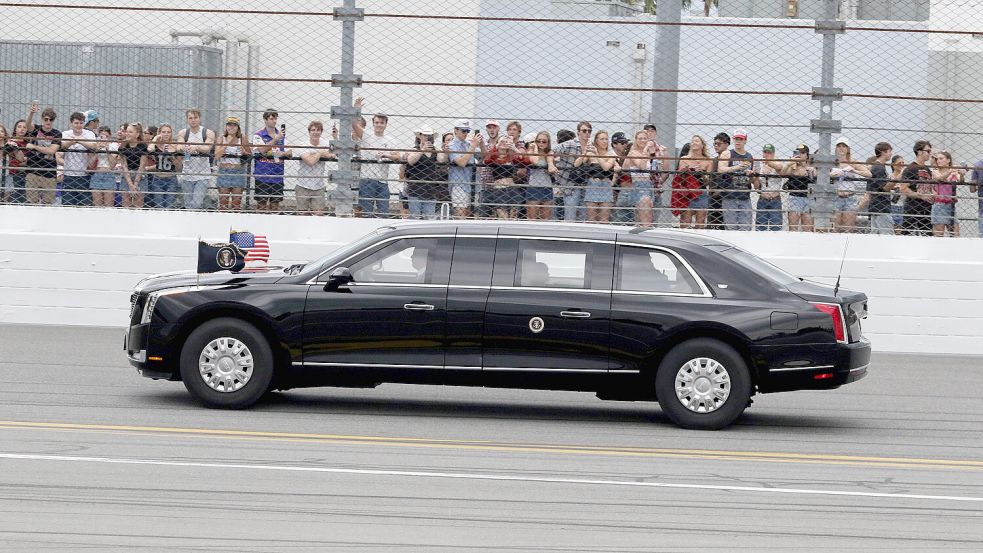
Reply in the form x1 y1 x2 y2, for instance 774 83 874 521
616 246 702 295
350 238 439 284
515 240 594 289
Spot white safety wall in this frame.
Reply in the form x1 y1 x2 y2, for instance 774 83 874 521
1 205 981 355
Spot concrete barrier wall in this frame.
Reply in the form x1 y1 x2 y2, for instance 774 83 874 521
2 205 981 355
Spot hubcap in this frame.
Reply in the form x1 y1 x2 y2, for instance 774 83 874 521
674 357 731 413
198 337 254 393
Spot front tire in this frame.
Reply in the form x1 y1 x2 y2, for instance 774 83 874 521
655 338 751 430
180 318 274 409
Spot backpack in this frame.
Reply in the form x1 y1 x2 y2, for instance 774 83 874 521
183 127 216 164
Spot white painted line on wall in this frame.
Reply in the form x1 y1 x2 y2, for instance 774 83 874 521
2 452 981 504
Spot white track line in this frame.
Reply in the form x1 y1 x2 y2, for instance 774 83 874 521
2 452 981 504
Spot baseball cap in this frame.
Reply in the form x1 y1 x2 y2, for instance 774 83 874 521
484 119 500 128
762 144 775 153
83 110 100 124
453 119 471 131
834 136 850 148
794 144 810 154
523 132 537 144
415 125 435 136
611 132 629 144
225 116 240 125
733 128 748 140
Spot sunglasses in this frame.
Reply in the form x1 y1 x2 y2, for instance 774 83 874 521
535 139 548 144
578 128 592 133
42 117 54 122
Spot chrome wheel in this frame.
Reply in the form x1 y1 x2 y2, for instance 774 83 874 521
198 337 254 393
674 357 731 414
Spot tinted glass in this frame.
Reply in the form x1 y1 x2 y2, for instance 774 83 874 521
450 237 496 286
350 238 439 284
718 246 798 285
616 246 702 294
516 240 595 289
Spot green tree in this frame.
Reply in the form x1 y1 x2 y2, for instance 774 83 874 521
638 0 720 16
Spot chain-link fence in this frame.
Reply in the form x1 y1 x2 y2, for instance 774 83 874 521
1 0 981 237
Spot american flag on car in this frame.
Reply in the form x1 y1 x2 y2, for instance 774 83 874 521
230 231 270 263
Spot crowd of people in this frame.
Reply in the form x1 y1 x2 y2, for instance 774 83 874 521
2 100 982 238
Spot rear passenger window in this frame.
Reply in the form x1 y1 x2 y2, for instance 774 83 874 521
516 240 593 289
450 237 495 286
616 246 703 295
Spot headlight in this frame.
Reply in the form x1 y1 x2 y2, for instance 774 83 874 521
140 286 209 324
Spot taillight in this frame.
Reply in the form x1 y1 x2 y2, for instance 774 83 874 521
812 303 847 343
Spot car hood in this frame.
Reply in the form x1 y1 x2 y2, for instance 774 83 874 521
134 267 287 294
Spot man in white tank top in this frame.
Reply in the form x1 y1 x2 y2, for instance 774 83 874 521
178 109 216 210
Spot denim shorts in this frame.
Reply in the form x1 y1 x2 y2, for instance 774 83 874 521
788 195 812 213
930 202 956 226
90 172 117 190
833 194 859 212
688 191 709 210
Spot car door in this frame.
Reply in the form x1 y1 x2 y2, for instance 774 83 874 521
482 236 614 371
302 236 452 369
445 232 497 370
608 243 714 372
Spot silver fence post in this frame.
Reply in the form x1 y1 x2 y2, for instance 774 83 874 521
330 0 364 213
811 0 844 230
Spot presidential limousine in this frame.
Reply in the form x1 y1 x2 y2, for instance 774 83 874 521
125 222 870 429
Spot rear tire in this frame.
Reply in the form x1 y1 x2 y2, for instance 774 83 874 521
655 338 751 430
180 318 274 409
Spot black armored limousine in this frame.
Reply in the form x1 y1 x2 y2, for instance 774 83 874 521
125 222 870 429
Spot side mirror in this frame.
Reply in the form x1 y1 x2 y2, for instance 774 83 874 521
324 267 353 291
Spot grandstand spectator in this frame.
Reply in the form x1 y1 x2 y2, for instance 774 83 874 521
23 103 61 205
213 117 251 212
178 109 216 211
829 137 872 233
59 112 97 207
930 150 961 237
2 123 26 204
865 142 895 235
889 155 906 233
252 108 291 213
707 132 729 230
5 120 28 204
146 124 182 209
554 121 592 222
900 140 934 236
673 134 712 229
474 120 503 218
404 126 441 219
82 110 100 134
118 123 148 209
642 124 669 225
503 121 528 219
581 130 615 223
447 119 480 219
355 112 399 218
484 126 517 220
294 120 333 216
754 144 783 231
610 132 633 223
716 129 753 231
89 126 118 208
780 145 815 232
525 130 557 221
973 158 983 237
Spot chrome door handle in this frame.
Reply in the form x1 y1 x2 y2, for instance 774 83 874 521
404 303 435 311
560 310 591 319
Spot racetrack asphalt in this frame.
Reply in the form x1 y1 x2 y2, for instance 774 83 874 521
1 323 981 552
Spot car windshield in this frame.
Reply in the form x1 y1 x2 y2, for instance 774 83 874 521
711 246 799 285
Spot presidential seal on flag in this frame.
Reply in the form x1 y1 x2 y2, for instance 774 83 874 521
197 241 246 274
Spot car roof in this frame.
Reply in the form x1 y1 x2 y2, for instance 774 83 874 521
384 221 735 248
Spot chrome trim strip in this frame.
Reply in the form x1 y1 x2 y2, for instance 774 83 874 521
349 282 447 289
849 364 869 373
484 367 608 373
295 361 481 370
769 364 836 372
609 369 641 374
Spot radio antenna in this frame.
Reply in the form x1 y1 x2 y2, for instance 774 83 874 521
833 236 849 296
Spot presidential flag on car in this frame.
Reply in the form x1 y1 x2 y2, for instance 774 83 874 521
197 241 246 274
230 231 270 263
